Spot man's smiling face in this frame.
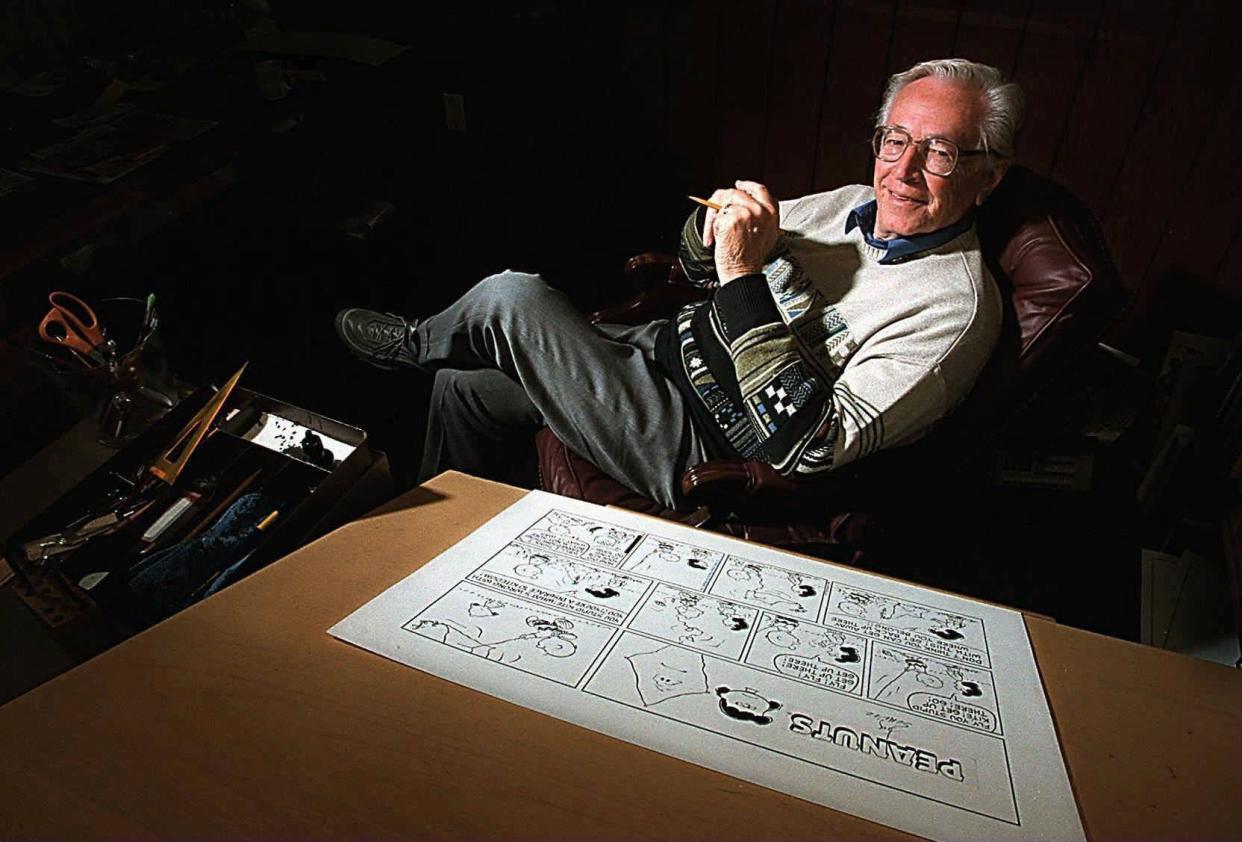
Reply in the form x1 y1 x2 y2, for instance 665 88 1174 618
872 76 1004 238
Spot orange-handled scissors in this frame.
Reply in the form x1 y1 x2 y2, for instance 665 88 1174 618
38 291 109 365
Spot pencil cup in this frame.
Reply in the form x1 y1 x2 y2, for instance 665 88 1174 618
25 296 181 447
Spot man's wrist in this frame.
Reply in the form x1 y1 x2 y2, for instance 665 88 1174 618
717 266 763 284
712 272 780 339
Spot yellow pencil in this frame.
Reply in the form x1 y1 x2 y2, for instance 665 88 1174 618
688 195 723 211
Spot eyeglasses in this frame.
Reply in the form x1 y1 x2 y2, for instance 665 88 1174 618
871 126 991 177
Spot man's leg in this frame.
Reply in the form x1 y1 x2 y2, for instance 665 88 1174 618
419 368 541 487
410 271 705 508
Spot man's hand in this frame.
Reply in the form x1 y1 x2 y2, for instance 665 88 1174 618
702 180 780 283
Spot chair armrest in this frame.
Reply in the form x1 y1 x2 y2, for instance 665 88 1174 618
623 252 685 282
680 459 850 519
586 253 710 325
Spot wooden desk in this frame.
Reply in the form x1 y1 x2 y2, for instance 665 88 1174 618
1 472 1239 840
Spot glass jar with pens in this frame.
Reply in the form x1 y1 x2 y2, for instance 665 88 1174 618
25 291 182 446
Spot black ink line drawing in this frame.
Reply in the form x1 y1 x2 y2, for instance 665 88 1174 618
759 615 862 665
626 645 710 706
643 587 751 649
834 644 862 663
534 512 641 553
715 686 782 726
412 615 578 663
467 598 503 617
506 549 637 599
873 652 942 701
837 589 878 617
764 615 802 648
720 560 822 614
867 647 999 731
864 711 913 739
629 539 720 578
877 603 971 641
833 588 982 648
750 615 864 693
513 512 646 567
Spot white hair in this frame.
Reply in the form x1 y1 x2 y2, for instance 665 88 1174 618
877 58 1024 161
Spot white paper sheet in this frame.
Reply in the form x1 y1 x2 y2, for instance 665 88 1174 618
329 491 1083 841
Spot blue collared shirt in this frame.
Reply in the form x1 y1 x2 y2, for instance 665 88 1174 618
844 200 975 264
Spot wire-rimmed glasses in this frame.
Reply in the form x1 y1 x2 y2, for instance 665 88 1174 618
871 126 992 177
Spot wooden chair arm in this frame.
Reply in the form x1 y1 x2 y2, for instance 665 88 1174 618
586 253 708 325
680 459 821 513
623 252 684 280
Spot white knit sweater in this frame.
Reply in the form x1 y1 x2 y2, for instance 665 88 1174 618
663 184 1002 475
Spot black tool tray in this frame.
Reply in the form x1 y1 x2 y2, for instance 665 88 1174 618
5 382 377 636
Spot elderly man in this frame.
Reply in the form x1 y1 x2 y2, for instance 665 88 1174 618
335 58 1022 509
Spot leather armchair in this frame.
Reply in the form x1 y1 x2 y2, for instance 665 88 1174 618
536 166 1129 563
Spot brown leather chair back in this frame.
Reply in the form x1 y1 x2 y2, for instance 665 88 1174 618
967 165 1129 435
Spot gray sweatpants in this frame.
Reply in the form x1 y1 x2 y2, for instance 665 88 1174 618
414 271 707 509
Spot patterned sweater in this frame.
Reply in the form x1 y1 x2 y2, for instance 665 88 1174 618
655 184 1002 476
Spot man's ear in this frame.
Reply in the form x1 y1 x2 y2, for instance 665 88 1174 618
974 160 1010 206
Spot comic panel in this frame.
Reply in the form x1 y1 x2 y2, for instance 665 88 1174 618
866 646 1002 735
823 584 991 668
709 556 828 617
403 582 615 686
515 510 644 567
744 613 866 696
467 543 650 625
628 584 757 660
584 634 1018 823
622 535 726 590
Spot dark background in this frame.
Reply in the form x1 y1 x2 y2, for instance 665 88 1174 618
1 0 1239 637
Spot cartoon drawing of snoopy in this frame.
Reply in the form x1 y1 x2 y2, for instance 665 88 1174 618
715 686 782 725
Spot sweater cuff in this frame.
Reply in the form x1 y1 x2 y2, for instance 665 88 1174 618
713 273 781 341
678 207 717 284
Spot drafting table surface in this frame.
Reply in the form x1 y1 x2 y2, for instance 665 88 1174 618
1 471 1239 840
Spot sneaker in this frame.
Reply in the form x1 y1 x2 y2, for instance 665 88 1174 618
334 308 422 370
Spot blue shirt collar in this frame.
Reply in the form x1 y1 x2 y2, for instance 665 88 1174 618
844 199 975 264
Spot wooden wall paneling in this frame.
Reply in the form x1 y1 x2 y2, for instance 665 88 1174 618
1212 231 1242 326
1143 83 1242 294
759 0 835 199
950 0 1031 77
712 0 779 188
578 7 677 271
812 0 899 192
1118 35 1242 345
616 6 672 139
1049 0 1172 217
470 16 567 266
1009 0 1099 175
1100 0 1234 316
0 3 22 65
664 0 724 195
885 0 962 80
609 7 675 196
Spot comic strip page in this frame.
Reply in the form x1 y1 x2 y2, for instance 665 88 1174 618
329 491 1084 842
